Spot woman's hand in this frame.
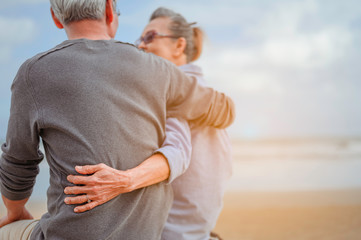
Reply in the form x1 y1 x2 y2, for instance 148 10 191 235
64 153 170 213
64 163 134 213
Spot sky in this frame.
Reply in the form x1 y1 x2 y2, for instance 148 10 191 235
0 0 361 140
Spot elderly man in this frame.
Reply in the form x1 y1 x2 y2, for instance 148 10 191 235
0 0 235 239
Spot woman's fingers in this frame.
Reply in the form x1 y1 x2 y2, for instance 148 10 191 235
64 185 90 195
74 201 100 213
75 163 107 175
67 174 94 185
64 194 88 205
68 163 109 184
64 194 101 213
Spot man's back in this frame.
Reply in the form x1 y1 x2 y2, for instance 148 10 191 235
13 39 175 240
32 39 169 171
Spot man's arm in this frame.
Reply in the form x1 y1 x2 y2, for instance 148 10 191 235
0 196 33 228
166 66 235 129
64 118 192 213
0 61 44 226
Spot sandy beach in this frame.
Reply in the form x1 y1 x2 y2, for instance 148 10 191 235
213 189 361 240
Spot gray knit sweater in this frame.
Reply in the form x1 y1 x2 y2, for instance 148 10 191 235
0 39 235 240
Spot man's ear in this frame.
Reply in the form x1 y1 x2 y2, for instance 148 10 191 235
105 0 114 24
51 8 64 29
173 37 187 57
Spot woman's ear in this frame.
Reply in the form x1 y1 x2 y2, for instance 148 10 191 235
51 8 64 29
174 37 187 57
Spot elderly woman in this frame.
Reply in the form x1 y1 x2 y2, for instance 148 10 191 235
137 7 232 240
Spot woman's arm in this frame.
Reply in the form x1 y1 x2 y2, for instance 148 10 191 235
155 118 192 183
64 118 191 213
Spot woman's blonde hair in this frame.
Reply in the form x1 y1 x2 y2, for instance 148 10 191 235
150 7 204 63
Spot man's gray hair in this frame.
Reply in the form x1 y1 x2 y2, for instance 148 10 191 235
50 0 117 25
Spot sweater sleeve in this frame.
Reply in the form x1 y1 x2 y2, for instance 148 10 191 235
166 65 235 129
0 61 44 201
154 118 191 184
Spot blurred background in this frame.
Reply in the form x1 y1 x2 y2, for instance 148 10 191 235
1 0 361 239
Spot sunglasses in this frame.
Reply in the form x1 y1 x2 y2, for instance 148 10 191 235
135 30 178 46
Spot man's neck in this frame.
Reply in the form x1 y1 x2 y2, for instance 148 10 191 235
65 19 113 40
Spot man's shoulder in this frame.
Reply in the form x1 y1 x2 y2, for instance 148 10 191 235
112 40 138 49
28 39 137 61
22 41 77 69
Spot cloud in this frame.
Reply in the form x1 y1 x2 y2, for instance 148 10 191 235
250 0 353 68
197 0 355 95
0 17 36 62
261 27 352 68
